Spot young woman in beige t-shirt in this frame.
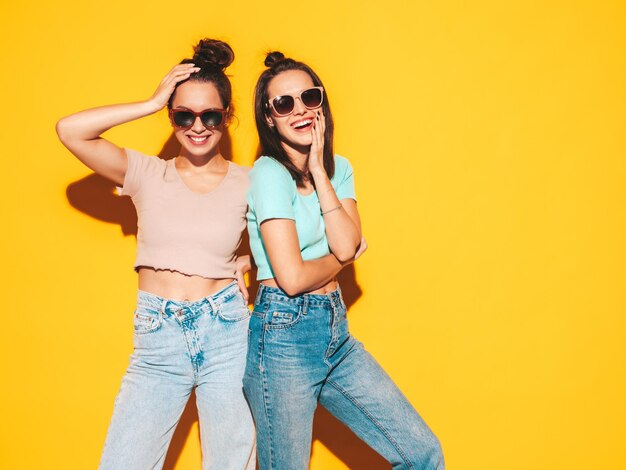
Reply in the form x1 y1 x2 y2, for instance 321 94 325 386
57 39 255 470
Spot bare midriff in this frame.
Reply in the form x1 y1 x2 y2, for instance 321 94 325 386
138 267 234 302
260 278 338 295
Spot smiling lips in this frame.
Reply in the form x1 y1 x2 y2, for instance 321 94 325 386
186 134 211 145
291 118 314 132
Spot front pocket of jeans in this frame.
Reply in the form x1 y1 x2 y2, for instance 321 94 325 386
266 309 303 329
271 312 293 324
133 311 162 335
218 292 251 322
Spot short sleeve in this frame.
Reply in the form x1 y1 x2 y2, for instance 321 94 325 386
333 155 356 201
121 148 163 197
248 157 296 224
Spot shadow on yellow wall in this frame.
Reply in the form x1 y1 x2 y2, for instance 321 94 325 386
161 392 388 469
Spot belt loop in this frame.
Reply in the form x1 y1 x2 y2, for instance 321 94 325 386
160 299 167 316
254 284 264 306
207 296 218 314
303 295 309 316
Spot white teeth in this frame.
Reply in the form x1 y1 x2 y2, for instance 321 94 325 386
189 136 208 143
293 119 313 129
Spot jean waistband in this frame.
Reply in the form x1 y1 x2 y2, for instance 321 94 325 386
137 280 239 314
255 283 344 308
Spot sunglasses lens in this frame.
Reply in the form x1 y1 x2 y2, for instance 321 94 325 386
272 95 295 115
201 111 224 128
301 88 323 109
172 111 195 128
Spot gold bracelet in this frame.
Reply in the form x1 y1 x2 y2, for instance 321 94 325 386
321 204 343 216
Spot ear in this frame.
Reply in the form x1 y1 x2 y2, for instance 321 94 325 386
225 108 233 128
265 114 275 127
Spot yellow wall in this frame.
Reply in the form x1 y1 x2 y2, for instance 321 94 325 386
1 1 625 468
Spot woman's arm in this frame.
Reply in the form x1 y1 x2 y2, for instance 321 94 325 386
55 63 199 185
309 111 361 261
250 157 366 296
234 254 252 302
261 220 368 297
260 218 345 296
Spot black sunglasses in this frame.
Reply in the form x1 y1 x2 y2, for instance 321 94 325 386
169 108 227 130
267 87 324 116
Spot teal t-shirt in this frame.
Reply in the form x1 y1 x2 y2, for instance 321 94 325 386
247 155 356 280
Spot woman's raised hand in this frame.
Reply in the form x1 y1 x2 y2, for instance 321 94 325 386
148 63 200 110
56 64 198 186
308 110 326 177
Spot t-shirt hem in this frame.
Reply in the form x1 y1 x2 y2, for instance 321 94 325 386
134 264 236 280
257 213 297 224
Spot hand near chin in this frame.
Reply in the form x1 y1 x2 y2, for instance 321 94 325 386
308 110 326 177
147 63 200 111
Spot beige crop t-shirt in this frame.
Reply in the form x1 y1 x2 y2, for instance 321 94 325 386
121 148 249 279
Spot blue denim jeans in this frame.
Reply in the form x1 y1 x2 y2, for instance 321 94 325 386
99 281 256 470
243 284 444 470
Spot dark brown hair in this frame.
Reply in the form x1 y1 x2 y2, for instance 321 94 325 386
168 38 234 113
254 51 335 187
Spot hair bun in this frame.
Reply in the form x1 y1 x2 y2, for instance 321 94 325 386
264 51 286 67
193 39 234 71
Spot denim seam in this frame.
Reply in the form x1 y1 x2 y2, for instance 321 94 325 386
215 295 252 322
325 378 415 469
322 311 334 371
217 308 251 322
324 302 339 361
175 313 200 384
259 324 275 469
251 309 264 318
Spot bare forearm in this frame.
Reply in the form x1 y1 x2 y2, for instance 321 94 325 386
312 170 361 260
56 63 198 185
323 209 361 261
57 100 160 142
276 254 342 296
55 100 160 184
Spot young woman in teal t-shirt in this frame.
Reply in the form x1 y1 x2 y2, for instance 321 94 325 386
243 51 445 470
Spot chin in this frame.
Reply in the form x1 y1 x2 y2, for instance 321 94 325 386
287 135 312 149
183 143 218 157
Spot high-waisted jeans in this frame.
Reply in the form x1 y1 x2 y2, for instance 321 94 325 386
242 284 444 470
99 281 256 470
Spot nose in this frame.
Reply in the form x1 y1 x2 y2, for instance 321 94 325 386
191 116 205 133
292 96 307 116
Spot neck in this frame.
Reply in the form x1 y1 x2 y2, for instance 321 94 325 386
178 146 226 170
281 141 310 172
